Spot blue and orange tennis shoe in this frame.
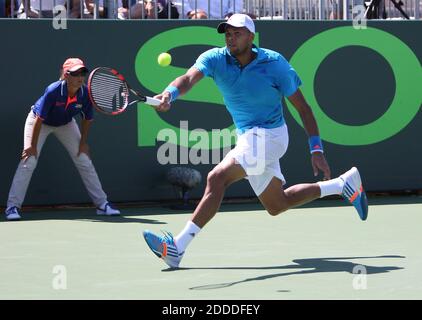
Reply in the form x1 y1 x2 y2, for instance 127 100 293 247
340 167 368 221
143 230 184 268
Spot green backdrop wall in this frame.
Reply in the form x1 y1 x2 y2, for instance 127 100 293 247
1 20 421 206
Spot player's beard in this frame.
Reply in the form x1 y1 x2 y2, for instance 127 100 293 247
230 43 251 59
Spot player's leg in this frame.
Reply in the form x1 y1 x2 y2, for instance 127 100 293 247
173 157 246 249
249 124 367 219
242 124 309 215
190 156 246 228
5 110 51 220
53 119 119 215
143 153 247 268
258 168 368 220
258 177 321 215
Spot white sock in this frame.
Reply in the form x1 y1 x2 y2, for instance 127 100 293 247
174 221 201 254
317 177 344 198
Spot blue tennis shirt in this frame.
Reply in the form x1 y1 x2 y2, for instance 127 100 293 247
33 80 93 127
193 46 302 133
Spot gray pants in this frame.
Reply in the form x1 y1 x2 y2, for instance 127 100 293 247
7 110 108 209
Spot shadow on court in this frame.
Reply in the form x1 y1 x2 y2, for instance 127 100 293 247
166 255 406 290
0 209 167 224
2 195 420 222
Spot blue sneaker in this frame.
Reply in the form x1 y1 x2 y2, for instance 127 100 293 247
340 167 368 221
143 230 184 268
5 206 21 221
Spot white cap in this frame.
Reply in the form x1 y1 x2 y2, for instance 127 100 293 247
217 14 255 34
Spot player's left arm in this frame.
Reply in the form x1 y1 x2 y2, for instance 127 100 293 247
287 89 331 180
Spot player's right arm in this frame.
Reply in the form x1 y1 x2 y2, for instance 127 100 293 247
154 48 218 112
23 84 57 161
154 67 204 112
22 116 42 162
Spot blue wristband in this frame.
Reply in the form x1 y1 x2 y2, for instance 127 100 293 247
309 136 324 154
165 86 179 102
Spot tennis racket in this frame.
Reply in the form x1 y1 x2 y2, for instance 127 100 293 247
87 67 161 115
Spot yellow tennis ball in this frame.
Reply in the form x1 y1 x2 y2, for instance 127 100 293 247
158 53 172 67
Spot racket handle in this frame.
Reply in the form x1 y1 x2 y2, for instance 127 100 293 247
145 96 161 106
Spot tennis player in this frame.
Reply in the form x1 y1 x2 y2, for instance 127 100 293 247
4 58 120 221
144 14 368 268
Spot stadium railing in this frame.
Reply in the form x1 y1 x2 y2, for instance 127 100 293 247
1 0 421 21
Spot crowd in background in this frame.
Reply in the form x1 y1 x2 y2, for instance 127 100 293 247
0 0 244 19
0 0 420 19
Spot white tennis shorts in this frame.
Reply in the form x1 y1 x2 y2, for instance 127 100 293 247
225 124 289 196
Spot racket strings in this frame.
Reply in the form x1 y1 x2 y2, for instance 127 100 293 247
90 72 129 113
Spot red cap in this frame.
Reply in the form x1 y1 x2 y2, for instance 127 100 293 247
63 58 88 74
